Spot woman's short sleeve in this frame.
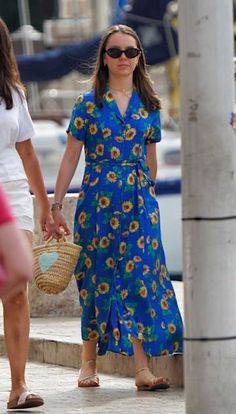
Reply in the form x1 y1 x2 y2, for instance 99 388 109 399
16 91 35 142
145 110 162 144
66 94 87 142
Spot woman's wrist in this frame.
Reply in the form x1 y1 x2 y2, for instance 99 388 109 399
39 199 51 212
51 201 63 211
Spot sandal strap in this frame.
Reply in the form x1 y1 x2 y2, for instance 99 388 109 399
79 373 98 382
79 359 98 384
18 391 35 405
136 366 149 375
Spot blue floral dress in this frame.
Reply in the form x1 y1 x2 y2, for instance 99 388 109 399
67 87 183 356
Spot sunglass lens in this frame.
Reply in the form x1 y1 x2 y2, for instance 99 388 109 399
107 48 122 58
125 48 140 58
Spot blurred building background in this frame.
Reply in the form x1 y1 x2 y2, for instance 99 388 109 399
0 0 180 125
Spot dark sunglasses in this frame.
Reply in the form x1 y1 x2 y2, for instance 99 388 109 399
105 47 140 59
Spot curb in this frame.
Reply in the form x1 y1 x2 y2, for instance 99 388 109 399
0 334 183 386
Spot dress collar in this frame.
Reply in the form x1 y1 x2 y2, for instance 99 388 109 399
102 85 138 122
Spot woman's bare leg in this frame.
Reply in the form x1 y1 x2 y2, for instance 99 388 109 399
132 337 149 371
82 339 97 362
78 340 98 387
2 230 31 402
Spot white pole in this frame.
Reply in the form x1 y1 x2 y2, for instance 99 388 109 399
17 0 40 111
91 0 109 33
179 1 236 413
17 0 32 54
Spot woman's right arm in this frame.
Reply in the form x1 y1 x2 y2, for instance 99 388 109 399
51 134 84 237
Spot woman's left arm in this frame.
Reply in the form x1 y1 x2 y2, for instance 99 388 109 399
16 139 55 237
146 143 158 182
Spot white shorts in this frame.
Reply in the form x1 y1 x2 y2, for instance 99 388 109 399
2 179 34 232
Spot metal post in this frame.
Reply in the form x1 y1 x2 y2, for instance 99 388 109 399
179 1 236 413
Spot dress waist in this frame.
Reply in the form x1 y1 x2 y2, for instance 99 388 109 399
85 158 155 186
86 158 147 168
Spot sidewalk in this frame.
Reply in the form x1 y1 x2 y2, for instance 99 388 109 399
0 357 185 413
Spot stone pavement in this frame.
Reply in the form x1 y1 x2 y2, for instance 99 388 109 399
0 357 185 414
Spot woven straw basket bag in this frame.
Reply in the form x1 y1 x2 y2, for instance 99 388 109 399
33 235 82 294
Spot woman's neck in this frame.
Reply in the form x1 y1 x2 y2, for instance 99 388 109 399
108 75 133 92
108 82 133 99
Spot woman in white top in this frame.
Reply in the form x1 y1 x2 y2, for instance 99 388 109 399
0 17 55 410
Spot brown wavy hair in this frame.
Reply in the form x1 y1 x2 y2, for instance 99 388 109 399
0 17 25 109
91 24 161 111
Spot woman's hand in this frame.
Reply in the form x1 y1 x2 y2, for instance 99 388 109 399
51 209 71 240
40 209 57 240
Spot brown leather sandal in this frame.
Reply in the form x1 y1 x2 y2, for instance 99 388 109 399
7 390 44 409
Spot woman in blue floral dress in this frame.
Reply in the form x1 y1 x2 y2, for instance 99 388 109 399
51 24 183 391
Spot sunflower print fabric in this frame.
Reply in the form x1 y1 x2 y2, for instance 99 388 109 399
67 87 183 356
